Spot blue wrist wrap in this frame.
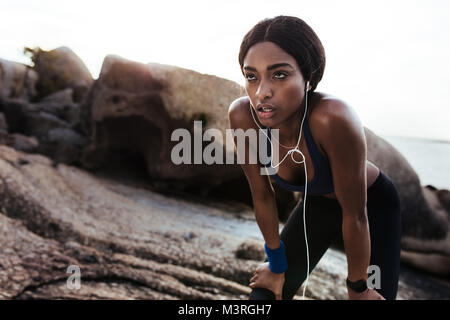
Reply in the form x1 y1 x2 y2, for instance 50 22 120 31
264 240 288 274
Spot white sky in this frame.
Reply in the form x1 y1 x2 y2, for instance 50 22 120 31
1 0 449 141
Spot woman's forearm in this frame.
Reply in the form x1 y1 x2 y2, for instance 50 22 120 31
253 195 281 249
342 207 371 281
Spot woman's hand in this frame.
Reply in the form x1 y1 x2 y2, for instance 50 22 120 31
346 286 386 300
249 262 285 300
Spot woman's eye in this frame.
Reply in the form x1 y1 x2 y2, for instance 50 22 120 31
274 72 288 79
245 74 256 81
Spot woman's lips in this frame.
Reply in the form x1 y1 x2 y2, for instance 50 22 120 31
257 103 276 119
258 109 275 119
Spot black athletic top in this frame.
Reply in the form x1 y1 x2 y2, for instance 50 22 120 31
263 116 335 195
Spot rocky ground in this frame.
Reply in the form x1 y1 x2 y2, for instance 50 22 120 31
1 145 448 300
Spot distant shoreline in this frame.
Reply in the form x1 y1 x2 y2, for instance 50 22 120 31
382 135 450 144
381 135 450 190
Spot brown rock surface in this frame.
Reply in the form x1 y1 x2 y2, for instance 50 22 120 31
1 144 448 299
80 55 245 193
24 46 93 103
0 58 38 101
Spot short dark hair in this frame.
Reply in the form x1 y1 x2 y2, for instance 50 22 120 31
238 15 326 92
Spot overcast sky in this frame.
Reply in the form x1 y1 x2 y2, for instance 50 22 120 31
1 0 449 141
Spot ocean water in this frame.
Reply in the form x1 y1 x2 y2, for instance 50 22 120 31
381 135 450 190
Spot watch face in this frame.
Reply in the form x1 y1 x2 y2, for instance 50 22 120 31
346 279 368 293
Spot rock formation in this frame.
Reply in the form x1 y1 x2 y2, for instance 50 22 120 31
23 46 93 103
79 55 246 194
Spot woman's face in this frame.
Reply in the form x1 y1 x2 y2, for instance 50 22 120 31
242 41 309 127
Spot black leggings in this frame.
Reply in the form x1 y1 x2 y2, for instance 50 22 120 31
250 170 402 300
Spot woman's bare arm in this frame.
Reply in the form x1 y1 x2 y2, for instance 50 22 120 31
228 97 281 249
317 98 371 282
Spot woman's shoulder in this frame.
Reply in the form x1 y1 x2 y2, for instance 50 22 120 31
310 92 363 153
310 91 357 126
228 96 250 116
228 96 257 129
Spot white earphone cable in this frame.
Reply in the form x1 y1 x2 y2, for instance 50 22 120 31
249 82 310 300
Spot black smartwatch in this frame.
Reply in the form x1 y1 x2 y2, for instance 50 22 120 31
346 278 368 293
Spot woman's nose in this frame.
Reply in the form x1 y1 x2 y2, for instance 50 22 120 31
256 79 273 100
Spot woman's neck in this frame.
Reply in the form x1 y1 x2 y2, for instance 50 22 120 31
277 109 305 147
274 94 313 147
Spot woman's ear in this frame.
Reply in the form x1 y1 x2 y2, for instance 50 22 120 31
307 81 312 92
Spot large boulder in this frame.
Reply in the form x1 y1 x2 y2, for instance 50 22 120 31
24 46 93 103
36 88 80 125
325 128 450 277
80 55 246 193
0 95 85 165
365 128 449 242
0 58 38 101
348 128 449 276
0 111 39 153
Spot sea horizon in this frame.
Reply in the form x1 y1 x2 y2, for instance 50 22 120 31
381 134 450 190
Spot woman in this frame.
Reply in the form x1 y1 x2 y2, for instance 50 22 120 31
228 16 402 300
